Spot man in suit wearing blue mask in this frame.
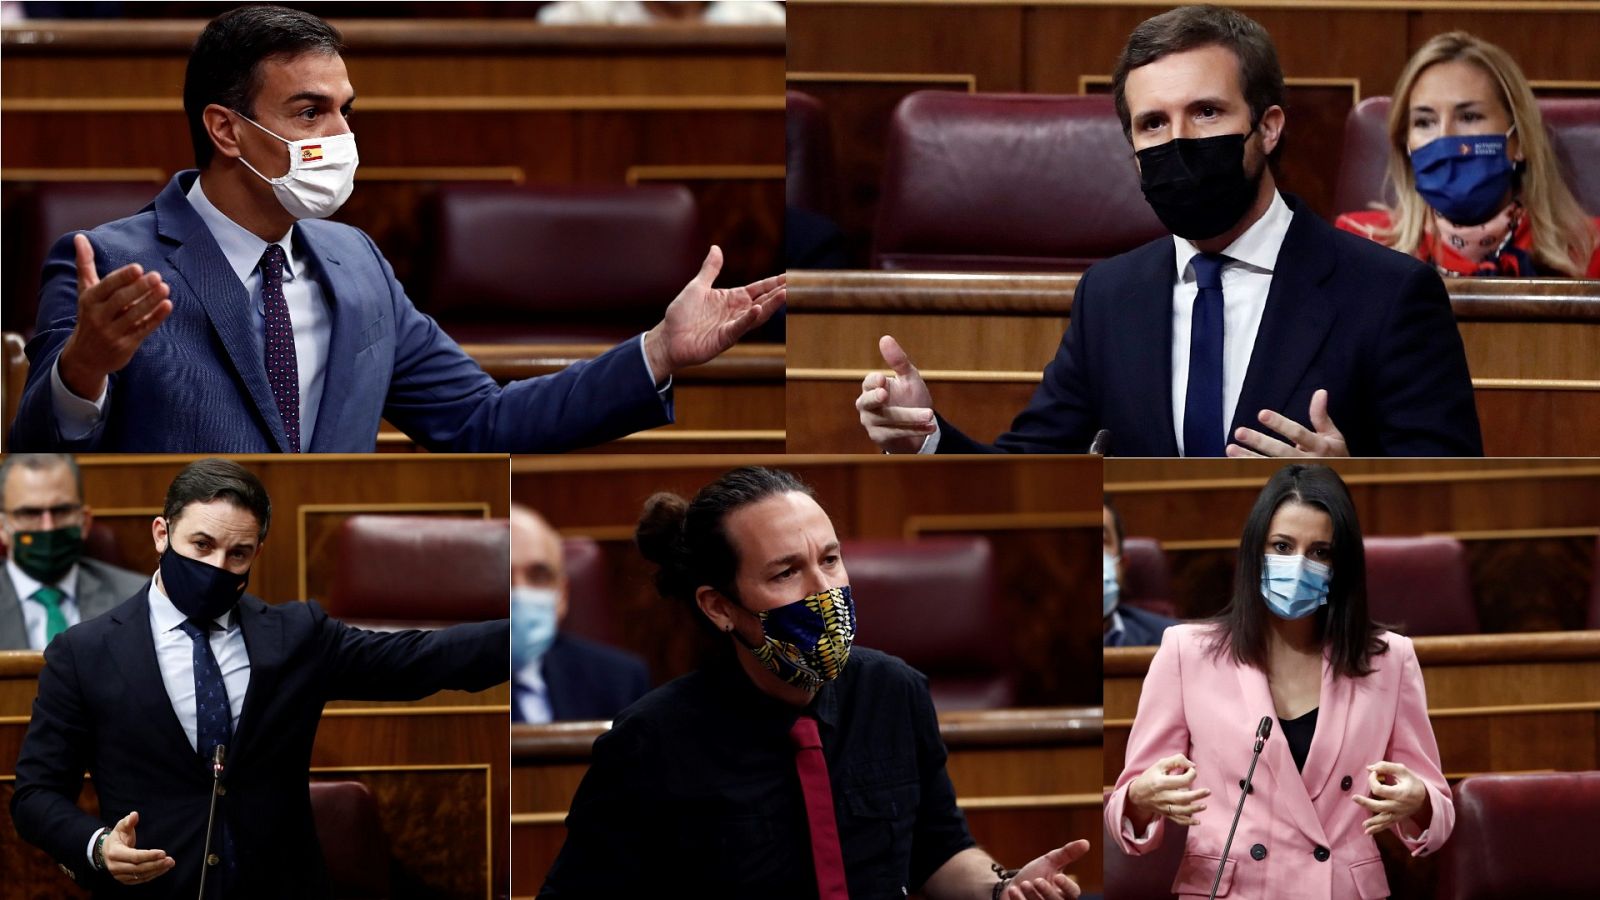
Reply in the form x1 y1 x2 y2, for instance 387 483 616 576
10 5 783 453
856 5 1481 458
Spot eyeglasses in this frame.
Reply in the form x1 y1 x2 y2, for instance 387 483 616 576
2 503 84 529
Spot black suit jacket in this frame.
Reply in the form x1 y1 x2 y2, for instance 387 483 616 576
936 195 1483 456
10 589 507 899
535 633 651 722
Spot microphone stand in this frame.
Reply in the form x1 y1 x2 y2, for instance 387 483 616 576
1208 717 1272 900
198 744 226 900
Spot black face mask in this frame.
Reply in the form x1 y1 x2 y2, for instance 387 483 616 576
10 525 84 584
159 540 249 622
1137 131 1264 241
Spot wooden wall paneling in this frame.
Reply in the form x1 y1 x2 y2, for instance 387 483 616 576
786 4 1027 90
34 455 511 606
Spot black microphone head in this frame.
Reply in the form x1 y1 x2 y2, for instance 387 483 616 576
1257 716 1273 739
1089 429 1112 456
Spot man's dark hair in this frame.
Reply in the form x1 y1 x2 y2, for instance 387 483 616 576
1110 5 1285 146
1204 464 1388 679
0 454 84 509
183 4 344 170
636 466 816 624
163 458 273 542
1103 493 1124 556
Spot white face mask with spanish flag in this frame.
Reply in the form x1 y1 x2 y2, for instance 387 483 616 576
233 112 359 220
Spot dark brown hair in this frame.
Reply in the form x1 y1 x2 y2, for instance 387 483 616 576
635 466 815 621
1205 464 1387 678
1111 5 1285 151
163 458 272 542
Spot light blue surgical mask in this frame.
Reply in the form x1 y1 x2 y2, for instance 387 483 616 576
1260 554 1331 620
1103 552 1121 618
511 586 559 671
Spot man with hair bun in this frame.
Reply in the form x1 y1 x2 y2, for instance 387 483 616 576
540 466 1090 900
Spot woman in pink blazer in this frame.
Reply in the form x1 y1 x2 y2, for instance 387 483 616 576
1105 465 1453 900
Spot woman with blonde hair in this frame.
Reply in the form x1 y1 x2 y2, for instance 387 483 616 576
1337 32 1600 277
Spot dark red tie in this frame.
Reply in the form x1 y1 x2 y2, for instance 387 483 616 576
789 715 849 900
259 244 301 452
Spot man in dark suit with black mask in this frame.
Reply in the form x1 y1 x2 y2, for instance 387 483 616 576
10 458 507 897
857 5 1482 458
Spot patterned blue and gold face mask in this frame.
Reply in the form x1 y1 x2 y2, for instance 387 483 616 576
737 585 855 693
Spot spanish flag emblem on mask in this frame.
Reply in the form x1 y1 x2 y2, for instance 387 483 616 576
300 145 324 162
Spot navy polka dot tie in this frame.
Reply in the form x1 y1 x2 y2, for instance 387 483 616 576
259 244 301 453
179 618 236 892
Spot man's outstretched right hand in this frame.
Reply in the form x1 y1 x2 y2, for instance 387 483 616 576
103 810 176 885
56 233 173 402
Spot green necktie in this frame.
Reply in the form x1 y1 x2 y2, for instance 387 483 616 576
31 585 68 644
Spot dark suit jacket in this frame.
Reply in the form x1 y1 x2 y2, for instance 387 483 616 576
936 195 1483 457
0 559 148 650
10 171 672 452
10 589 507 899
533 633 651 722
1105 604 1179 648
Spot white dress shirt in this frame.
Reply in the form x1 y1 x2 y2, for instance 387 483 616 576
918 192 1294 455
1170 190 1293 456
513 657 553 724
7 559 80 650
52 175 333 446
147 573 251 752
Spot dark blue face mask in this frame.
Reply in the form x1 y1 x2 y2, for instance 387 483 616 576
1410 127 1517 226
159 530 250 622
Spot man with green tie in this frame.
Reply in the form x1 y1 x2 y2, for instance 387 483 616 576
0 454 147 650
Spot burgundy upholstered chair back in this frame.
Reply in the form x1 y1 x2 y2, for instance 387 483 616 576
325 516 508 625
873 91 1167 271
309 780 392 900
1439 771 1600 900
1364 536 1479 636
843 536 1013 710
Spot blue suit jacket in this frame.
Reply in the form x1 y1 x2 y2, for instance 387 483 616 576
10 171 672 452
936 195 1484 457
10 589 506 898
534 633 651 722
1105 603 1179 648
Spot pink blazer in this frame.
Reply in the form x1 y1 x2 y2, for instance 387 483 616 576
1105 624 1453 900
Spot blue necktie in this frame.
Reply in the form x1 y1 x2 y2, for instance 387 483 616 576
260 244 301 453
178 619 236 893
1183 253 1229 457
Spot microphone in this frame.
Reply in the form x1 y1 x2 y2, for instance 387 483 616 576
1208 717 1272 900
198 744 226 900
1088 429 1112 456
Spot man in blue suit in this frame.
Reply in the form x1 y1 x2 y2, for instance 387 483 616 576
10 458 506 897
9 5 783 453
856 5 1482 458
510 504 650 723
1102 496 1176 648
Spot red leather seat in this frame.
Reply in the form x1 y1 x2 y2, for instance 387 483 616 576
872 91 1167 271
1121 536 1179 620
1364 536 1479 636
557 536 618 645
309 780 392 900
786 90 838 217
1439 771 1600 899
5 181 160 339
842 536 1012 710
325 516 508 626
1102 789 1189 900
422 183 703 343
1334 96 1600 217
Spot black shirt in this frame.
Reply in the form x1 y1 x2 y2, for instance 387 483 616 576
1279 707 1319 773
539 647 975 899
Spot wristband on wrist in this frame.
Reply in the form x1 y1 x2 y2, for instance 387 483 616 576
990 862 1020 900
92 830 109 871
